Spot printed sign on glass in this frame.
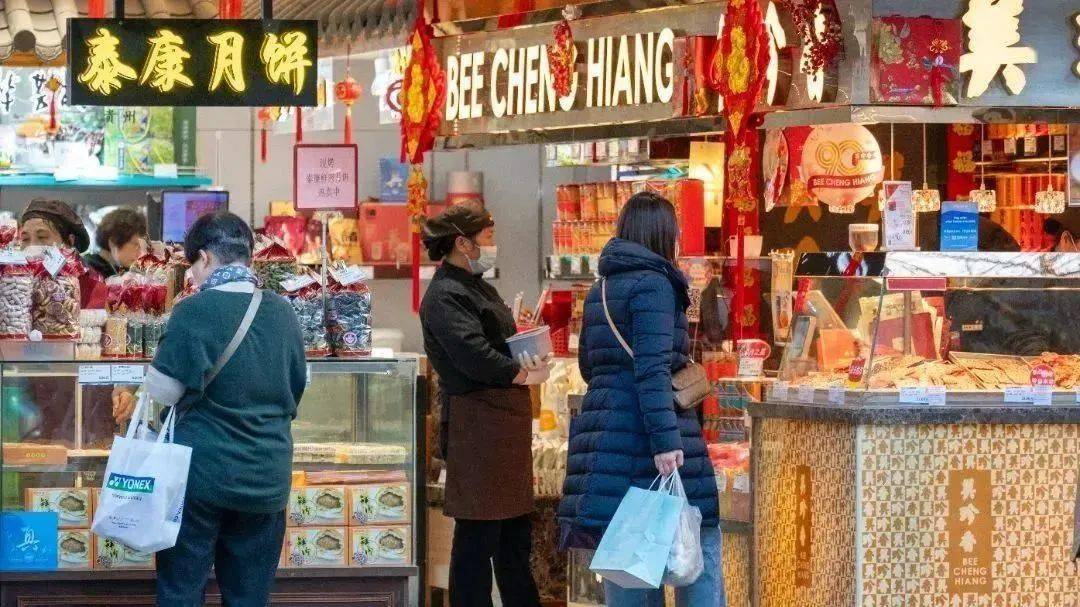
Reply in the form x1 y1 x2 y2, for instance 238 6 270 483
68 19 318 107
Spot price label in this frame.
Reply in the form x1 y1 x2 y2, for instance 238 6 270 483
899 386 927 404
771 381 790 400
111 365 145 384
1003 386 1031 403
1032 385 1053 406
1003 138 1016 155
797 384 815 403
568 333 580 351
153 163 179 178
305 363 312 387
925 386 947 406
737 357 764 378
569 256 583 275
41 246 65 277
1023 135 1037 157
732 474 750 493
1075 387 1080 404
827 384 845 405
78 365 113 384
0 250 27 265
280 274 318 293
329 265 367 286
716 474 727 493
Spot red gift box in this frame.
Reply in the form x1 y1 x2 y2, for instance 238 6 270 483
871 15 962 105
636 179 705 256
359 203 447 265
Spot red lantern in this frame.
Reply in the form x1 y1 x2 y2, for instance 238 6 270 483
334 75 362 144
257 107 273 163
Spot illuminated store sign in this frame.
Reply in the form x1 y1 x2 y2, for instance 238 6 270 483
68 19 318 107
444 28 675 121
959 0 1037 96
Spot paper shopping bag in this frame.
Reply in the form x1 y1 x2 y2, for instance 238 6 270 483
589 481 683 589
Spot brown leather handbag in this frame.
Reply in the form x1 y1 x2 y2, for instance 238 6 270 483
601 279 711 410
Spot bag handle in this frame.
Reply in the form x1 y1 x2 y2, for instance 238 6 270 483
156 406 178 444
202 289 262 390
601 279 634 359
124 392 152 440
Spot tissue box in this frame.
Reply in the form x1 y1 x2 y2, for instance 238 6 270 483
26 488 92 529
94 536 154 570
349 526 411 566
348 484 410 525
282 527 348 568
287 486 348 527
57 530 93 570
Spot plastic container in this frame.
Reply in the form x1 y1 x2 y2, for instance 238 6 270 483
506 325 553 360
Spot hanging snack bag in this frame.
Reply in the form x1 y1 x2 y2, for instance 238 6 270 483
103 274 130 357
327 263 372 357
282 271 330 357
252 235 298 293
29 249 81 340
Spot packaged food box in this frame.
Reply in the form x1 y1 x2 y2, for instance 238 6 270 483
348 484 410 525
349 526 411 566
57 529 93 569
94 536 154 570
26 488 92 528
359 203 447 264
2 443 67 466
282 527 348 568
287 486 348 526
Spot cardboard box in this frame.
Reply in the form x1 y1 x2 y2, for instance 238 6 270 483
281 527 348 568
359 203 447 264
25 488 92 529
94 536 154 570
287 486 348 527
2 443 67 466
57 529 93 570
350 526 411 566
348 484 410 525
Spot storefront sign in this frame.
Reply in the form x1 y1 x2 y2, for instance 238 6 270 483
68 19 318 107
294 144 358 210
946 469 992 595
793 464 812 587
959 0 1037 97
800 124 884 212
881 181 915 251
940 201 979 251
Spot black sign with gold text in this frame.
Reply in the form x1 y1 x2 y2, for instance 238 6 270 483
68 19 318 107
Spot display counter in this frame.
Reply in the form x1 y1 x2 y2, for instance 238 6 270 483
749 399 1080 606
0 357 420 607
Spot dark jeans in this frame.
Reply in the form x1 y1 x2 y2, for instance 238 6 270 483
449 515 541 607
157 497 286 607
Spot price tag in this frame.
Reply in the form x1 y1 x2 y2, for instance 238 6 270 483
1032 385 1053 406
111 365 145 384
78 365 112 384
771 381 790 400
280 274 317 293
569 256 583 275
1003 138 1016 155
568 333 580 351
797 384 815 403
715 474 727 493
153 163 179 178
305 363 312 387
1075 387 1080 404
41 246 65 277
925 386 947 406
329 265 366 286
899 386 926 404
732 474 750 493
1023 135 1037 157
0 250 27 265
1003 386 1031 403
827 384 845 405
737 357 764 378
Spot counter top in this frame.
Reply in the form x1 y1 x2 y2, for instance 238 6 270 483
750 400 1080 424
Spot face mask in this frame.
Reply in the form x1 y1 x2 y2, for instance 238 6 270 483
467 245 497 275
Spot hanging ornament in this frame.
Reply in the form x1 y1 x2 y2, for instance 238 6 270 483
257 107 272 163
547 18 576 99
400 13 446 312
44 76 62 136
1034 123 1065 214
88 0 106 18
295 108 303 143
778 0 845 74
335 74 362 144
913 123 941 212
969 123 997 212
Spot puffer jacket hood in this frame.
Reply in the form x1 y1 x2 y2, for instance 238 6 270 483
598 238 690 309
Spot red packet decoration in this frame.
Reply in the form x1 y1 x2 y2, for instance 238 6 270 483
871 15 962 105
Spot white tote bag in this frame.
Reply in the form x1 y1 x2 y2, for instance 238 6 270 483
91 393 191 553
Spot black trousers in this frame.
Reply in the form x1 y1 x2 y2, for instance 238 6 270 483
449 515 541 607
156 497 286 607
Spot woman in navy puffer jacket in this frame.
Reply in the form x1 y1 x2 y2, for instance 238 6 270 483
558 192 723 606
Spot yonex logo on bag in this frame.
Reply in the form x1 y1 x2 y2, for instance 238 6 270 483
106 473 155 494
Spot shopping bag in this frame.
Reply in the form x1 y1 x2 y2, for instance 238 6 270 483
662 470 704 587
590 475 683 589
91 394 191 553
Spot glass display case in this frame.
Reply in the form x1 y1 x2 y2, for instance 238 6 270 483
773 252 1080 403
0 358 419 606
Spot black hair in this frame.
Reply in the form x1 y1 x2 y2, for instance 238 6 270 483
183 211 255 265
616 191 679 261
95 208 147 250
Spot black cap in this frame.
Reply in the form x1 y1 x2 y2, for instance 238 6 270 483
21 198 90 253
422 205 494 261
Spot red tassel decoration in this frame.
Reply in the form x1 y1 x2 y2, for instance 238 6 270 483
88 0 105 18
256 108 272 163
295 108 303 143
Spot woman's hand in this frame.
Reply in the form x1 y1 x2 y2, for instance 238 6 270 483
112 386 137 424
654 449 684 476
514 353 553 385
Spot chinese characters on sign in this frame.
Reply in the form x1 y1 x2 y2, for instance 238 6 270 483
959 0 1037 96
946 469 992 595
68 19 317 107
793 464 812 588
294 144 358 210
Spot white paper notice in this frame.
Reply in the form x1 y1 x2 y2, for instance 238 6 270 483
882 181 916 251
78 365 112 384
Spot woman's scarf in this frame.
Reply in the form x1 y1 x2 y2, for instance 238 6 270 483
200 264 259 291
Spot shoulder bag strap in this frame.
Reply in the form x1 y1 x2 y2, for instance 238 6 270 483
202 289 263 390
601 278 634 359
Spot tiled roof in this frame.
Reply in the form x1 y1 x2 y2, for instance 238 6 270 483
243 0 416 46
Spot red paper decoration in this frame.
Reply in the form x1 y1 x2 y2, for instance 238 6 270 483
547 19 575 99
778 0 845 74
257 107 272 163
335 74 362 144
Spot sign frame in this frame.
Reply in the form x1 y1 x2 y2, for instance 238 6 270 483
293 143 360 211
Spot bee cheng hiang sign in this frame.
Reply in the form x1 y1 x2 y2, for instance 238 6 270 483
68 19 318 107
